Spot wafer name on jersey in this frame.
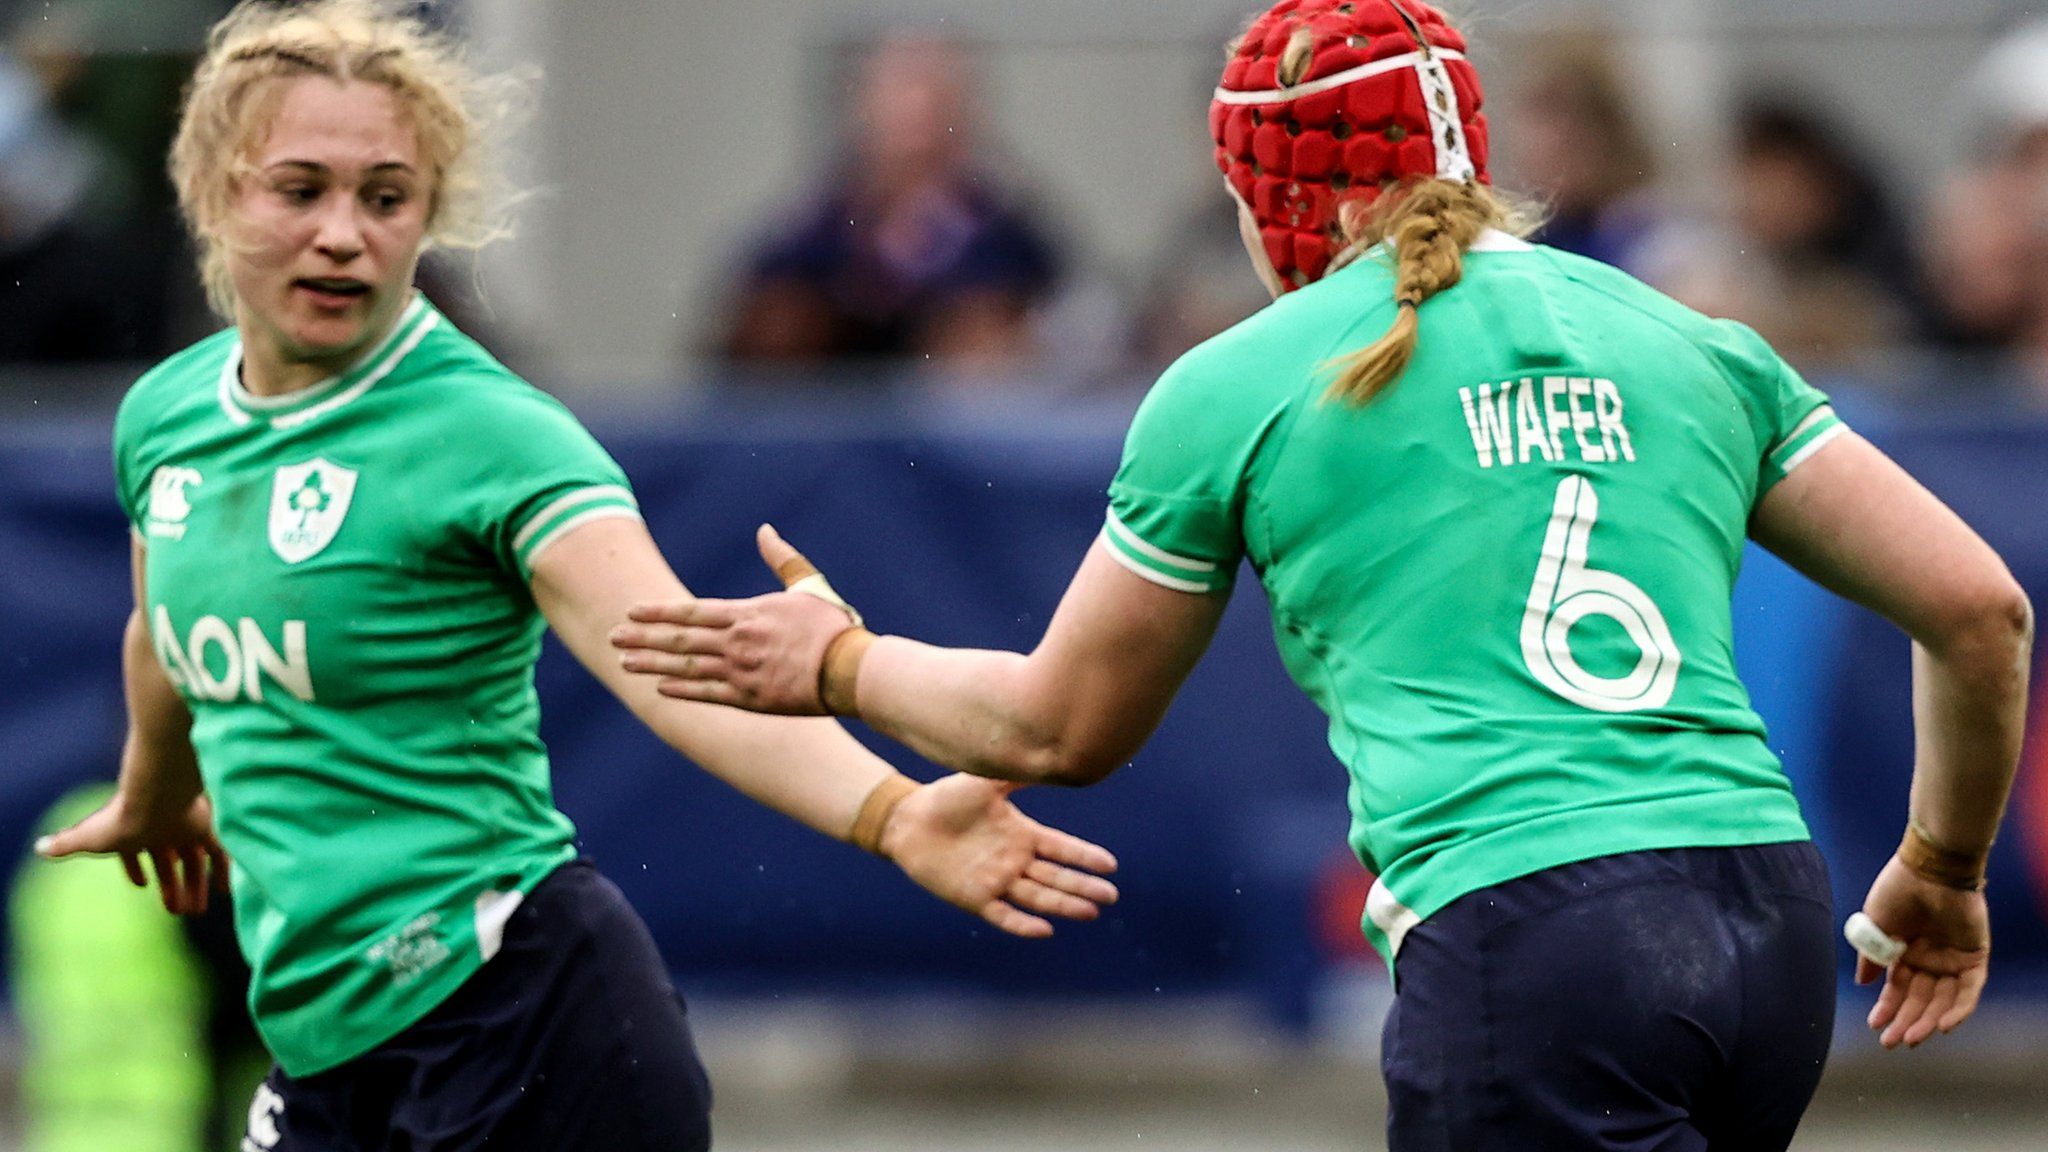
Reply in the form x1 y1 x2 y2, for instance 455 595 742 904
1457 376 1637 469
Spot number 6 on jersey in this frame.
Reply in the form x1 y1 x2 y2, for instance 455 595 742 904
1520 476 1682 712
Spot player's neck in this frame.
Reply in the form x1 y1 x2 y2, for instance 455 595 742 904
239 351 336 398
236 308 409 398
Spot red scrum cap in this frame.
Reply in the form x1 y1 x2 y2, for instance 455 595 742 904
1211 0 1490 289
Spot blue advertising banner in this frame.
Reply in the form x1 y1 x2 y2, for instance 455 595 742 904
3 400 2043 1017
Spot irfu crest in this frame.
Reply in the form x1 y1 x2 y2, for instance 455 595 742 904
269 458 358 564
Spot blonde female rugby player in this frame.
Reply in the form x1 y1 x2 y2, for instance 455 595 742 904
35 3 1117 1149
615 2 2032 1149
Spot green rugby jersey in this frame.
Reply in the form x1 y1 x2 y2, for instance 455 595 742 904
113 294 641 1074
1106 231 1841 966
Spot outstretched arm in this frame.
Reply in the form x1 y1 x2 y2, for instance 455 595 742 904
1753 431 2033 1048
852 542 1226 785
37 537 227 915
612 526 1228 787
531 517 1118 936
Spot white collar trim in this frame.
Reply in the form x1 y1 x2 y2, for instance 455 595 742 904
1469 228 1534 252
218 294 434 428
1331 226 1532 275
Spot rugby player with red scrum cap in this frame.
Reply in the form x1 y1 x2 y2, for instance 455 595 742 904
617 3 2033 1147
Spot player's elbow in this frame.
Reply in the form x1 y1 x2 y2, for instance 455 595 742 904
1002 735 1123 788
1046 744 1125 788
1924 578 2033 682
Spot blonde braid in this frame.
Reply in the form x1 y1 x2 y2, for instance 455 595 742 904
1325 179 1524 405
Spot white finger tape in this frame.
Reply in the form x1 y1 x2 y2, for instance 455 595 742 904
787 573 864 628
1845 912 1907 968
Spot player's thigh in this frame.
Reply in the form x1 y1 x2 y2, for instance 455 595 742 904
1704 842 1836 1152
240 864 712 1152
462 863 713 1152
1384 855 1738 1152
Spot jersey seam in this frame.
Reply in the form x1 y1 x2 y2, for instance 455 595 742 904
1271 601 1367 794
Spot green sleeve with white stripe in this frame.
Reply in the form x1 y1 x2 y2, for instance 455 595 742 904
1105 346 1275 595
1702 319 1845 497
445 378 640 581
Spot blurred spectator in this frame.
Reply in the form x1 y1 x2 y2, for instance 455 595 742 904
1962 19 2048 185
1130 197 1272 370
1514 48 1671 277
0 0 233 365
0 48 161 362
1719 95 1922 364
1917 19 2048 407
1917 165 2046 355
719 33 1061 370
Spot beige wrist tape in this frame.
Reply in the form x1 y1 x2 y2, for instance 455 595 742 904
1900 818 1990 892
849 774 919 856
819 627 875 717
771 550 872 716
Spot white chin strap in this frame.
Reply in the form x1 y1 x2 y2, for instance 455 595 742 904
1228 183 1288 299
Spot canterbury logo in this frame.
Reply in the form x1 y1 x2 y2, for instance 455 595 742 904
242 1082 285 1150
146 466 203 539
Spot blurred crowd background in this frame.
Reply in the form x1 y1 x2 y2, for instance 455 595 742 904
10 0 2048 406
4 1 2048 1150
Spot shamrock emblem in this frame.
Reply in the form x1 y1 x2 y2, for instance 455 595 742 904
290 472 332 521
270 459 357 564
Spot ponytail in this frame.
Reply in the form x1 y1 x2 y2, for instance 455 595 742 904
1325 179 1527 406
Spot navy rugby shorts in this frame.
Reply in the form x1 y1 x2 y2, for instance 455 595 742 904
1381 841 1836 1152
242 860 713 1152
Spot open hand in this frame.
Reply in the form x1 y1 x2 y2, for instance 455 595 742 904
1856 854 1991 1049
35 791 229 916
613 525 859 714
882 774 1118 938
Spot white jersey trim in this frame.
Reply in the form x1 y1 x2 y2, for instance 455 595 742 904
1777 421 1847 477
512 485 640 553
1469 229 1532 253
217 295 432 428
474 888 526 963
1103 510 1217 572
1774 405 1836 453
275 311 439 431
521 506 644 571
1099 530 1215 594
1365 878 1423 959
1352 228 1532 272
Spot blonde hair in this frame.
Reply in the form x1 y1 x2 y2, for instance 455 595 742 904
1277 25 1317 87
171 0 519 316
1324 179 1541 405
